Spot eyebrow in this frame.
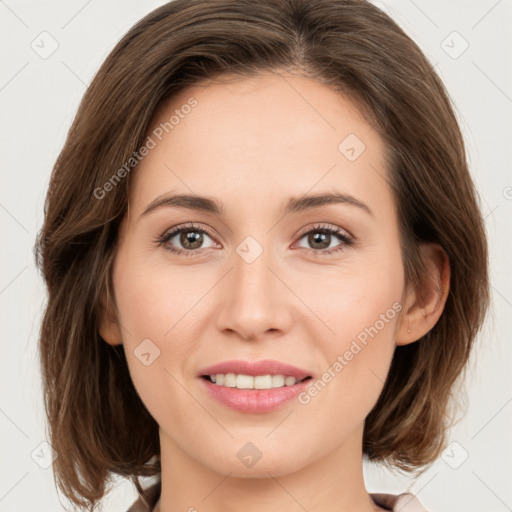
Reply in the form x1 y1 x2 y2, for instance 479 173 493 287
140 192 373 218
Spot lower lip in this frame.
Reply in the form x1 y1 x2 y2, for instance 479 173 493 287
200 377 312 413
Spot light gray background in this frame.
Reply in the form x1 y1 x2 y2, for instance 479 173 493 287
1 1 511 511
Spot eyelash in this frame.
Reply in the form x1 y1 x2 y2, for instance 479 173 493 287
155 222 354 257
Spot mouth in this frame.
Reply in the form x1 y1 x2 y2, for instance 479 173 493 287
201 373 312 389
198 359 314 413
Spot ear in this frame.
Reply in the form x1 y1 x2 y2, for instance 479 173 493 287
98 288 123 346
396 243 450 346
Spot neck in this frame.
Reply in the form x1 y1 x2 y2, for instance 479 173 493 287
155 424 384 512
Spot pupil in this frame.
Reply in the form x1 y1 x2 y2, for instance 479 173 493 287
310 232 329 249
182 231 202 249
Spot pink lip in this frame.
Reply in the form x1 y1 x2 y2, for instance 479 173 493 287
198 359 313 413
200 377 311 413
199 359 312 380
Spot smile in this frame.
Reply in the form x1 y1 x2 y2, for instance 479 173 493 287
203 373 311 389
198 359 314 413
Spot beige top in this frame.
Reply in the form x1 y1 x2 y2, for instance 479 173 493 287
127 482 429 511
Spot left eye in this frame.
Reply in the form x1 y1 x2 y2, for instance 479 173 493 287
295 225 353 255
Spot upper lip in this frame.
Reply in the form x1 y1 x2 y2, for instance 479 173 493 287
199 359 312 380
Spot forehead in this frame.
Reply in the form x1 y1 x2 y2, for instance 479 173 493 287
131 72 391 217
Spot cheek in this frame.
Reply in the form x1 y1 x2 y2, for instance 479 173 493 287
307 249 404 347
113 248 203 354
112 255 193 429
294 281 401 441
111 247 213 422
300 245 404 402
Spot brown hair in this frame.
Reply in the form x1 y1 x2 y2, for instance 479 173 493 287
35 0 489 509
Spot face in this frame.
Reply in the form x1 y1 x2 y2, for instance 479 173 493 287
104 71 408 477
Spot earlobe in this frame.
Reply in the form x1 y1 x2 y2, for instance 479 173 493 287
98 292 123 346
99 318 123 346
396 244 450 346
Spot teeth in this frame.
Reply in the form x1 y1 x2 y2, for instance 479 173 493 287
224 373 237 387
237 374 253 389
284 376 297 386
271 375 285 387
208 373 301 390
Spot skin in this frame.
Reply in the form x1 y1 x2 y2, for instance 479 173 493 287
100 71 449 512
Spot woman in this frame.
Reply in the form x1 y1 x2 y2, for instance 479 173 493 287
35 0 489 510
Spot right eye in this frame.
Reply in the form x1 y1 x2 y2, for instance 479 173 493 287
156 223 219 256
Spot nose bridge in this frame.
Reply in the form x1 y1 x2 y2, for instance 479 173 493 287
216 234 292 339
234 237 274 300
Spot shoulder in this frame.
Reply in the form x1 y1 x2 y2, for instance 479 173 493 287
370 492 430 511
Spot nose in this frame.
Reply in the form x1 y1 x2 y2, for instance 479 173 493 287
215 240 294 342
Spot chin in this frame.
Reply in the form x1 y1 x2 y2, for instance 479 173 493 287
214 455 305 479
194 435 316 478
